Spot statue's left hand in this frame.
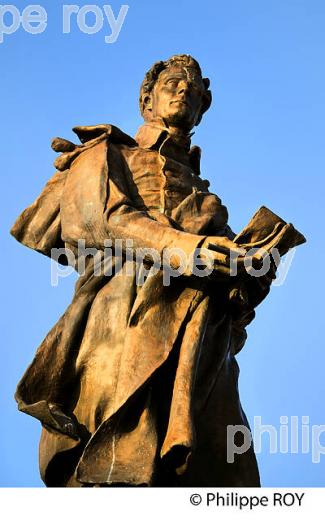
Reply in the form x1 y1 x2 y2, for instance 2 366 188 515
232 257 278 311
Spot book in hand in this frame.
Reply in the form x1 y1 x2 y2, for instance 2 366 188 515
225 206 306 317
234 206 306 257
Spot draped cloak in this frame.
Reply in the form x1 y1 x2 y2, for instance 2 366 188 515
11 122 264 487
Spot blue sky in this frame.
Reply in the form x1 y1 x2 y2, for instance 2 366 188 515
1 0 324 486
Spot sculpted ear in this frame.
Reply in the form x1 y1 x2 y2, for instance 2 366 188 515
195 80 212 126
141 92 154 121
143 93 152 112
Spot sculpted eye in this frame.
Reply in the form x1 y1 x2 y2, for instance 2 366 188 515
165 79 179 87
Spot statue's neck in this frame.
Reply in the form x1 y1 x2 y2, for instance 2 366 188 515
143 117 193 148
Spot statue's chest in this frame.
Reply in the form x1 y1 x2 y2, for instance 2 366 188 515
124 148 209 216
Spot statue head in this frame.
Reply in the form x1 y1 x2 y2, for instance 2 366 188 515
139 54 212 132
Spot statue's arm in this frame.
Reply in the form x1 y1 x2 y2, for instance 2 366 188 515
103 157 246 275
103 171 207 272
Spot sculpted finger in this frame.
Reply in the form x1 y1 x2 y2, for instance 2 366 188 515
207 239 246 257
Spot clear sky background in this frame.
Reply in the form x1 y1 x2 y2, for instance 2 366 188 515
1 0 324 486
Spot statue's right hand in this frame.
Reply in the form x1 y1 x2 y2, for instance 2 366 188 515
201 236 246 257
198 236 247 279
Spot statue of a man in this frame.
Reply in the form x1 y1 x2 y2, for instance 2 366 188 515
11 54 305 487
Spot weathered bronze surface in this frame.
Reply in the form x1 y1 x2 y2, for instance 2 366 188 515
11 55 305 487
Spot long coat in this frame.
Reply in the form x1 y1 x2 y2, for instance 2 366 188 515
11 122 269 486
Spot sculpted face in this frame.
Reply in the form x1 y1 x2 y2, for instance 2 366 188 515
146 66 206 131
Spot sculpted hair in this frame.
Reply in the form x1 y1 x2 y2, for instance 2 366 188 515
139 54 212 125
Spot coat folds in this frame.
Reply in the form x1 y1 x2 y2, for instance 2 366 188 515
11 123 260 486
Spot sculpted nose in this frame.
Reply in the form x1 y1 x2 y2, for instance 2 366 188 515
177 80 190 95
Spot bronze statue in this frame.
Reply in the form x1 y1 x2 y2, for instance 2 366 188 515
11 54 305 487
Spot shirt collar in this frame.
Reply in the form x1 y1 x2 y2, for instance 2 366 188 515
134 117 193 151
134 118 202 175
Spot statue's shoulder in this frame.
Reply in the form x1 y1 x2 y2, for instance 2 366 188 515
51 124 137 171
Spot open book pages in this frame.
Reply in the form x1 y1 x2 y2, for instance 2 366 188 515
234 206 306 257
